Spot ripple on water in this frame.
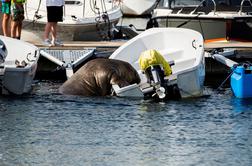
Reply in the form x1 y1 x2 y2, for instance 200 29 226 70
0 83 252 165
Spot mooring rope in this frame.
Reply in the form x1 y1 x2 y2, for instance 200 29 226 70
23 0 42 28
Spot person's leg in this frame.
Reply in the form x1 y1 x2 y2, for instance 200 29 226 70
11 3 24 39
51 5 63 45
15 21 22 39
1 2 11 37
44 22 52 40
2 13 10 36
11 21 18 38
50 22 57 43
15 3 24 39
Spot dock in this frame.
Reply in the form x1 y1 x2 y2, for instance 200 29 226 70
28 38 252 83
34 41 126 49
20 26 252 51
205 41 252 50
30 40 252 50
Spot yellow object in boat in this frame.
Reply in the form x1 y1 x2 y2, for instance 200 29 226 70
139 49 172 76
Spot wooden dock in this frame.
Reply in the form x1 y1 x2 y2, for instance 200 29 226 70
33 41 126 50
205 41 252 50
31 40 252 50
21 28 252 50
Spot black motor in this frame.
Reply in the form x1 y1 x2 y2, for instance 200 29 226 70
144 65 181 100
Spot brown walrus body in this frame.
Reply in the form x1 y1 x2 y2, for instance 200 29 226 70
59 58 141 96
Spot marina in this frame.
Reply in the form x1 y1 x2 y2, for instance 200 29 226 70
1 0 252 165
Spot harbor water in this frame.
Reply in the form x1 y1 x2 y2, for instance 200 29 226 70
0 82 252 166
1 10 252 165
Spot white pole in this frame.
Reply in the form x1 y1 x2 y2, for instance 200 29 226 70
211 53 238 68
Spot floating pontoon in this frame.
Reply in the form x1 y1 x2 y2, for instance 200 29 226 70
40 48 95 79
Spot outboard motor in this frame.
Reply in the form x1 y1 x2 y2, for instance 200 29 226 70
144 64 166 99
139 49 181 100
0 39 7 64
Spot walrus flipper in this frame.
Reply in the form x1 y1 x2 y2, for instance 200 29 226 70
110 72 131 88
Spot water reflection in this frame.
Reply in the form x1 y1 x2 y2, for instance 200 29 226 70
230 97 252 114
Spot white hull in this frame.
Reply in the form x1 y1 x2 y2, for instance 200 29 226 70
151 1 252 42
121 0 157 16
24 0 122 41
0 36 39 95
110 28 205 98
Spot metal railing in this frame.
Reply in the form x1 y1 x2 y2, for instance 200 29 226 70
190 0 216 15
239 0 252 15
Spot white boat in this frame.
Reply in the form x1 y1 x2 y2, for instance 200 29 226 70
148 0 252 42
120 0 158 16
0 36 40 95
110 28 205 99
23 0 122 41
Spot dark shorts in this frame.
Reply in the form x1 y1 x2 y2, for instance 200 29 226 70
47 6 63 22
11 3 25 22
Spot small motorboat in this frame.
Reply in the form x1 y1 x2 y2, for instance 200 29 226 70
24 0 122 41
0 36 40 95
149 0 252 42
110 27 205 99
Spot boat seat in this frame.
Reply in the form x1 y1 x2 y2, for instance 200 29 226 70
158 48 184 60
175 57 196 64
172 57 196 72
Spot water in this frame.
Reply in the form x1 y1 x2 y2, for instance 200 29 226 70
0 81 252 166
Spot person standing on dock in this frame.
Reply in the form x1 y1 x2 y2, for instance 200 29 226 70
1 0 11 37
10 0 25 40
43 0 64 46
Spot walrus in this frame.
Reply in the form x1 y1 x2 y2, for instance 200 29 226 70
59 58 141 96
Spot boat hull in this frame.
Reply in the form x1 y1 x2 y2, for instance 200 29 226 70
177 62 205 98
23 17 121 41
121 0 157 16
151 7 252 42
2 64 37 95
23 0 123 41
0 36 40 95
152 17 252 42
110 28 205 98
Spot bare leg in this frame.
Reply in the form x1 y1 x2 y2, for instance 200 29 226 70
2 14 10 37
44 22 52 40
16 21 22 39
11 21 18 38
50 22 57 43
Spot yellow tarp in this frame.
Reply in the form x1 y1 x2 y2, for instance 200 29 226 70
139 49 172 76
